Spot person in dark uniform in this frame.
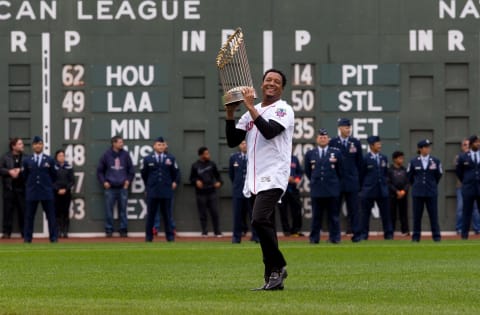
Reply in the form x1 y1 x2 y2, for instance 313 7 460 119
359 136 393 240
141 137 178 242
0 138 26 239
278 154 304 237
329 118 363 242
305 128 342 244
455 135 480 240
407 139 443 242
97 135 135 237
154 140 180 236
454 138 480 235
229 140 257 243
53 149 74 238
387 151 410 236
189 146 223 237
23 136 58 243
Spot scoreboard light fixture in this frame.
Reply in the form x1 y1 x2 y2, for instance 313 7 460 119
216 27 256 106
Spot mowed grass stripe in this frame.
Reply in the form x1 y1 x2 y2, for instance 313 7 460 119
0 240 478 315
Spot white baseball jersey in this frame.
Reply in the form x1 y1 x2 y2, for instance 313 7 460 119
236 99 294 197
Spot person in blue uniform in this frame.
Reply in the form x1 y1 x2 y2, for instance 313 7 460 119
53 149 74 238
359 136 393 240
154 141 180 236
229 140 257 243
22 136 58 243
407 139 443 242
329 118 363 242
305 128 343 244
454 138 480 235
278 154 304 237
455 135 480 240
141 137 178 242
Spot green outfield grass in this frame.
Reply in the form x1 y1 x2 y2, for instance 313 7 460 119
0 240 479 315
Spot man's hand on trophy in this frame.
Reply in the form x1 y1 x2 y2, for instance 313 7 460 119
241 87 256 109
225 101 241 119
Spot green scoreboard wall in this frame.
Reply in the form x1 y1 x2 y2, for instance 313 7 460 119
0 0 478 234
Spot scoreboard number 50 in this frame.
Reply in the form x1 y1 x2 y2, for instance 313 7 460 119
291 89 315 111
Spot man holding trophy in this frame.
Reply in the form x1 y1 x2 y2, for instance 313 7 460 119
219 29 294 291
225 70 294 291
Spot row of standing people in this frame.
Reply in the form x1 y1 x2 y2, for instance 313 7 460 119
0 136 74 242
0 133 269 243
289 120 479 243
273 122 441 244
3 130 478 243
0 134 200 243
304 122 443 243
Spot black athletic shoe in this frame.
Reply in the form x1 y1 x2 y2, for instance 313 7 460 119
264 267 288 290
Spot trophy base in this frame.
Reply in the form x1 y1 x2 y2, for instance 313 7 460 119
222 87 256 106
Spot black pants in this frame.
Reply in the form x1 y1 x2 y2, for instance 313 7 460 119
195 192 221 235
390 196 409 233
24 199 57 242
412 196 441 241
310 196 340 243
251 188 286 280
55 191 71 236
145 197 174 241
2 190 25 236
277 190 303 234
360 197 393 240
461 194 480 239
232 196 257 243
339 191 361 239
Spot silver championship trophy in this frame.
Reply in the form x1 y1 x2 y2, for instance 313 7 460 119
216 28 256 106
